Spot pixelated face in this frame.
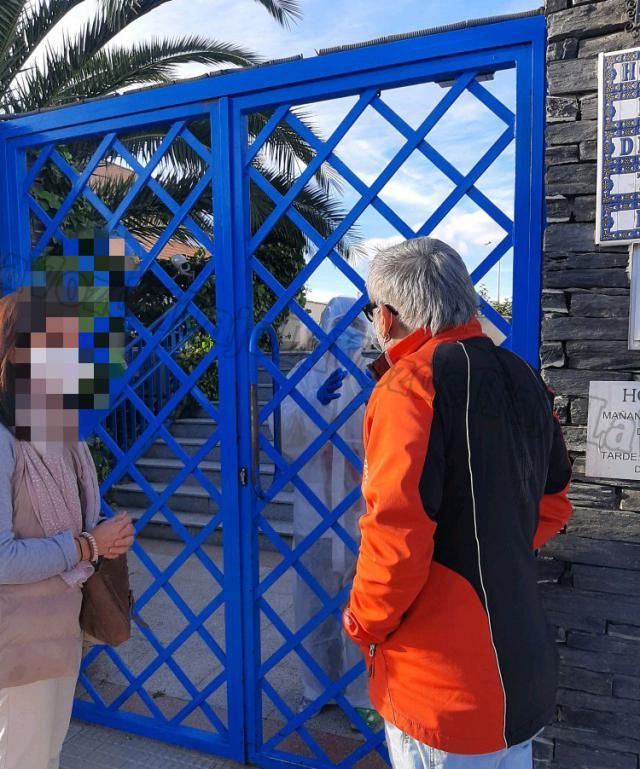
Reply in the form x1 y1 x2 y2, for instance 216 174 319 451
12 236 133 446
13 299 80 444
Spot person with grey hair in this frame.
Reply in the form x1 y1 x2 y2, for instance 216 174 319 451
343 237 572 769
366 237 479 341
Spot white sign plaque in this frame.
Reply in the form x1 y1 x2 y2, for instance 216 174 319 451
586 381 640 480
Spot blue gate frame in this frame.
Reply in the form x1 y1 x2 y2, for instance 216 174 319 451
0 10 545 769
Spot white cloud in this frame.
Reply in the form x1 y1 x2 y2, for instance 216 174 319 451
431 210 506 259
379 177 450 212
358 234 405 257
307 286 356 303
350 210 506 266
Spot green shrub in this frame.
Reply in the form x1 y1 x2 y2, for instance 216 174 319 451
87 436 114 502
176 332 218 414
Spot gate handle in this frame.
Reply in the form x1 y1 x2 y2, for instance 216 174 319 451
249 322 281 499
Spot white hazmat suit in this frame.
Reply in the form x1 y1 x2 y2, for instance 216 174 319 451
281 297 371 711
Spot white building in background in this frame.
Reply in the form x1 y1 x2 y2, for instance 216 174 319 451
280 301 328 350
280 300 507 350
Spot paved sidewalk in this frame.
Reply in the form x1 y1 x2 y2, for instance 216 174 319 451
61 720 245 769
60 538 369 767
80 539 358 740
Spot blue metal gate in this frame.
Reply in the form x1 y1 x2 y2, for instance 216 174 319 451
0 11 545 769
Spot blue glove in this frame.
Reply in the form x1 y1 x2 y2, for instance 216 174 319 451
317 368 347 405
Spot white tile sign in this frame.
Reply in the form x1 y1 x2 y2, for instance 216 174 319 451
586 381 640 480
596 48 640 244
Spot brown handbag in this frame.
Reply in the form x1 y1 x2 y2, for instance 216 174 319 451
80 553 133 646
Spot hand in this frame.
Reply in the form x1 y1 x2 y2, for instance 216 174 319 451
91 512 135 560
317 368 347 406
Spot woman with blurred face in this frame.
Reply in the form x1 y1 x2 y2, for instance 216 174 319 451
0 290 135 769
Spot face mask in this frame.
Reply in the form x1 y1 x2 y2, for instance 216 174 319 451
336 327 363 355
29 345 92 396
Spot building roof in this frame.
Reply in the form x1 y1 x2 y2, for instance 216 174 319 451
91 162 202 260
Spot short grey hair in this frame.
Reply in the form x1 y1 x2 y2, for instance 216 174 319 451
367 237 478 335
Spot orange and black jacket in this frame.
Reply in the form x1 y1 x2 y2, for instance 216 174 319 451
343 320 572 755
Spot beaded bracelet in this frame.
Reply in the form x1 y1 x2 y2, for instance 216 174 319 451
75 536 89 562
80 531 99 564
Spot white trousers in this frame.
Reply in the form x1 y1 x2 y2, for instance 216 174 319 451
0 676 77 769
385 723 533 769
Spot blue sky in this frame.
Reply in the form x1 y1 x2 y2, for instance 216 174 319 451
114 0 538 62
61 0 538 303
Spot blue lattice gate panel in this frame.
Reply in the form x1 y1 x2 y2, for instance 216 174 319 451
230 13 545 769
0 10 545 769
0 105 247 759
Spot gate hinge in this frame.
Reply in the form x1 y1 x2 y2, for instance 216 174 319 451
239 467 248 486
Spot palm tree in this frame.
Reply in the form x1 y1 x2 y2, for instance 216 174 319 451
0 0 354 254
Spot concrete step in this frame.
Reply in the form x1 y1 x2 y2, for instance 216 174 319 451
134 455 293 493
188 403 281 422
255 382 278 403
120 505 293 550
111 480 293 522
169 418 220 440
169 417 275 440
145 436 277 467
145 436 221 462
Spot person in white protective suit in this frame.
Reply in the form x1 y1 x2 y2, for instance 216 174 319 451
281 296 382 731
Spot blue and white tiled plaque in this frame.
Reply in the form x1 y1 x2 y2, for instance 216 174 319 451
596 48 640 244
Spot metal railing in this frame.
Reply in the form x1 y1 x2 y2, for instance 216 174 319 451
107 311 198 451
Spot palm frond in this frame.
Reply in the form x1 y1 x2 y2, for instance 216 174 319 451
0 0 25 85
4 0 358 266
120 135 206 180
113 109 338 201
91 169 212 245
2 0 85 90
249 109 341 193
73 0 173 54
6 0 178 111
10 34 259 111
251 0 302 28
58 37 259 102
91 159 359 258
251 160 358 257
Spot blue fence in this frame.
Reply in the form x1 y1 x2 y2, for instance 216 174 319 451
108 312 197 451
0 11 545 769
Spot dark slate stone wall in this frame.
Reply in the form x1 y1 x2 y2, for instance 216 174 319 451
540 2 640 767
